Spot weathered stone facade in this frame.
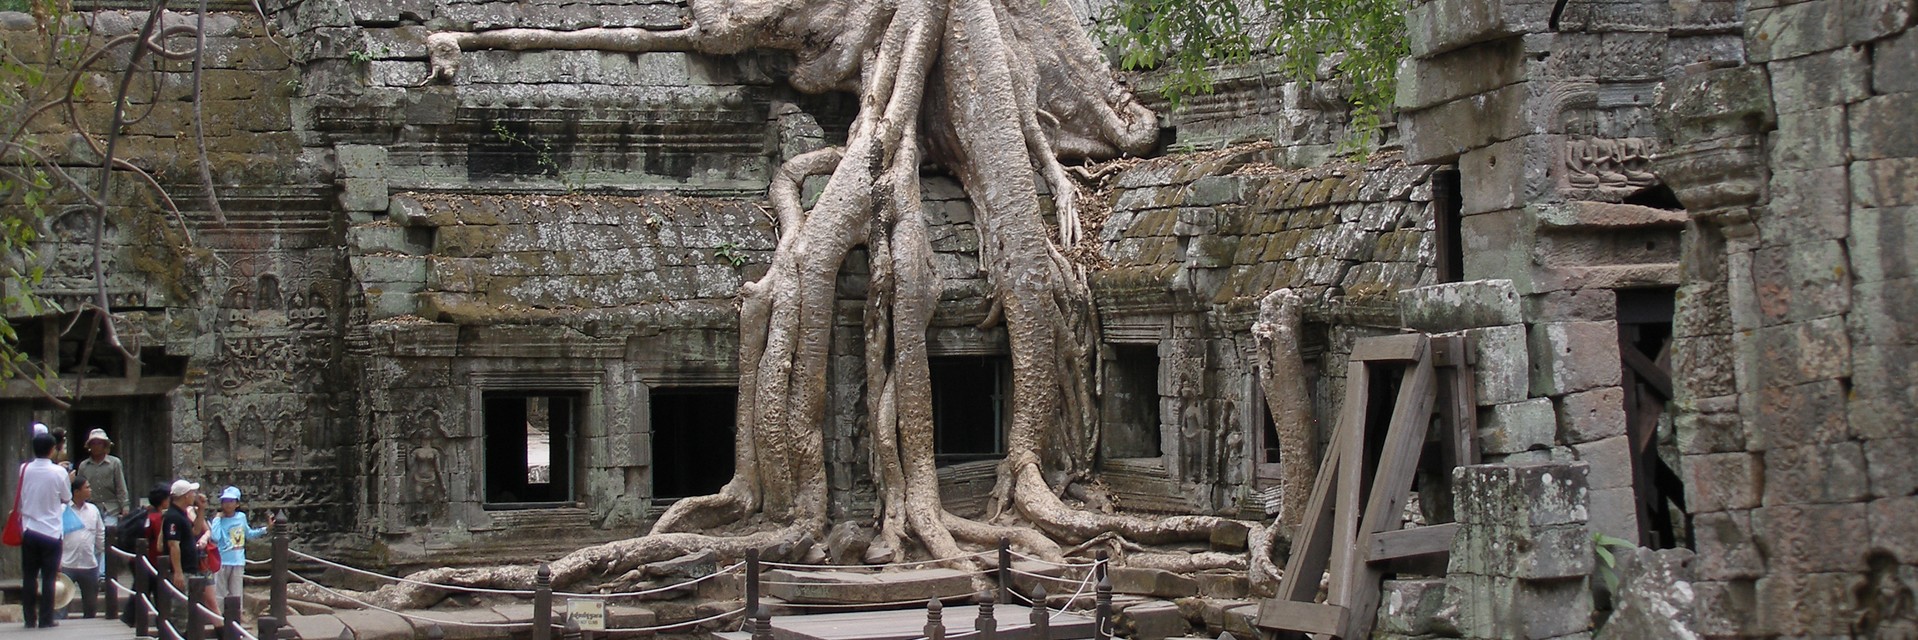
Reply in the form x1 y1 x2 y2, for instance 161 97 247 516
1 0 1913 635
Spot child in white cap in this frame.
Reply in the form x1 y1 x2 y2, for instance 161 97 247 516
207 486 266 602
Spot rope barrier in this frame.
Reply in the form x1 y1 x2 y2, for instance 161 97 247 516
1006 567 1096 584
288 571 537 629
618 606 746 632
555 562 747 599
1006 549 1102 568
291 549 538 596
759 550 994 571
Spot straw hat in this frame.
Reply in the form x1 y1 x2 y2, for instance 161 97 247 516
51 573 75 611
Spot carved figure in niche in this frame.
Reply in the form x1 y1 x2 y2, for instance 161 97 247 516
233 403 268 462
205 413 233 469
405 444 449 527
256 274 283 310
269 402 300 463
1564 138 1661 200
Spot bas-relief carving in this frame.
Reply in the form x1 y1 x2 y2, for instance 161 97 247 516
383 398 461 529
200 396 315 468
210 334 334 391
1562 137 1661 201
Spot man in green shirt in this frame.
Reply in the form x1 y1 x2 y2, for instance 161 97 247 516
74 429 129 526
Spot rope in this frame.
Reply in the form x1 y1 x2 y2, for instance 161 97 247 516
556 562 746 599
618 606 746 632
1006 568 1096 584
764 595 977 610
289 571 535 629
759 550 994 571
1006 550 1102 568
291 549 536 596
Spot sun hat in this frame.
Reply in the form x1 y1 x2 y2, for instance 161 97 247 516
86 428 111 445
170 479 200 497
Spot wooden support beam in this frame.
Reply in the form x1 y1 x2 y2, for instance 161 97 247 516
0 376 184 400
1619 342 1672 400
1341 338 1437 640
1364 523 1458 563
1255 600 1348 636
1348 334 1426 362
1324 360 1372 611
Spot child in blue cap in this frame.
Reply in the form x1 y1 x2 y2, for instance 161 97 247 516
207 486 267 602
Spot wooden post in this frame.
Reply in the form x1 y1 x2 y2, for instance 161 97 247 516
752 605 774 640
133 553 152 636
975 590 997 640
187 574 210 640
154 564 172 640
924 598 945 640
270 511 289 622
745 548 760 625
533 564 553 640
104 533 121 620
1093 558 1112 640
223 595 243 640
997 536 1012 606
1029 585 1049 640
257 616 281 640
562 617 583 640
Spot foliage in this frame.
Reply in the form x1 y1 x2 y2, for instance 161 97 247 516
490 121 575 192
1096 0 1409 150
712 242 748 267
1592 531 1636 593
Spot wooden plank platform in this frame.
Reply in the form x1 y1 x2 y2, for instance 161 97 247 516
0 617 132 639
764 605 1096 640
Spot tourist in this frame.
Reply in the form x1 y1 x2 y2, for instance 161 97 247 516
74 429 128 526
208 486 266 603
160 480 207 599
47 427 71 472
73 428 127 574
18 429 72 628
59 477 103 619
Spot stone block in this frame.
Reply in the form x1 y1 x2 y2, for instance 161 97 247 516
1571 435 1633 490
1397 37 1527 110
1845 0 1913 45
1675 396 1746 455
1753 502 1869 573
1865 437 1918 499
1692 511 1765 580
1754 571 1866 636
1453 462 1590 528
1767 47 1870 114
1114 600 1190 640
1762 441 1870 505
1443 574 1594 639
283 614 348 640
1405 0 1556 58
1528 321 1624 396
1209 520 1250 551
336 144 389 178
1770 107 1849 171
1752 317 1851 386
1376 578 1448 636
348 224 428 256
1513 523 1595 580
1747 0 1848 62
1587 487 1640 544
1661 66 1775 147
1557 386 1625 443
1522 288 1617 322
1461 209 1532 284
1480 398 1557 454
1690 580 1759 637
1875 27 1918 94
1596 548 1698 640
1868 495 1918 563
1753 378 1850 449
1851 343 1918 441
1107 567 1198 598
1853 157 1918 208
1398 279 1524 331
340 177 389 212
1401 82 1545 164
1850 207 1918 284
335 609 416 640
1459 135 1558 215
760 567 972 604
1194 571 1248 599
1671 334 1736 399
1852 92 1918 161
1468 324 1531 404
1683 452 1763 513
1750 237 1851 322
1182 176 1247 207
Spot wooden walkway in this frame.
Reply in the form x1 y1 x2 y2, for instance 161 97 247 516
745 604 1097 640
0 617 131 639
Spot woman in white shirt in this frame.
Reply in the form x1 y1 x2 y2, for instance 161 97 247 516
59 478 104 619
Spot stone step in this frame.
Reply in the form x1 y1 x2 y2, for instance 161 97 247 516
762 567 975 605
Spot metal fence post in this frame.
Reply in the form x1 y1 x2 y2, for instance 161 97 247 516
533 564 553 640
975 590 997 640
270 511 289 621
1029 584 1049 640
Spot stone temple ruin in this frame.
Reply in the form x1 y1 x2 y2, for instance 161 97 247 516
1 0 1915 637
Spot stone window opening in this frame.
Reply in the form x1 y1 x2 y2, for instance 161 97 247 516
1433 168 1464 284
929 355 1011 467
1100 343 1164 461
482 391 580 508
649 386 737 501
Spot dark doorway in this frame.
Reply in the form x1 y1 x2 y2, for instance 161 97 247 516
1101 343 1163 460
650 387 737 500
1618 288 1686 549
929 356 1010 466
483 392 578 507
